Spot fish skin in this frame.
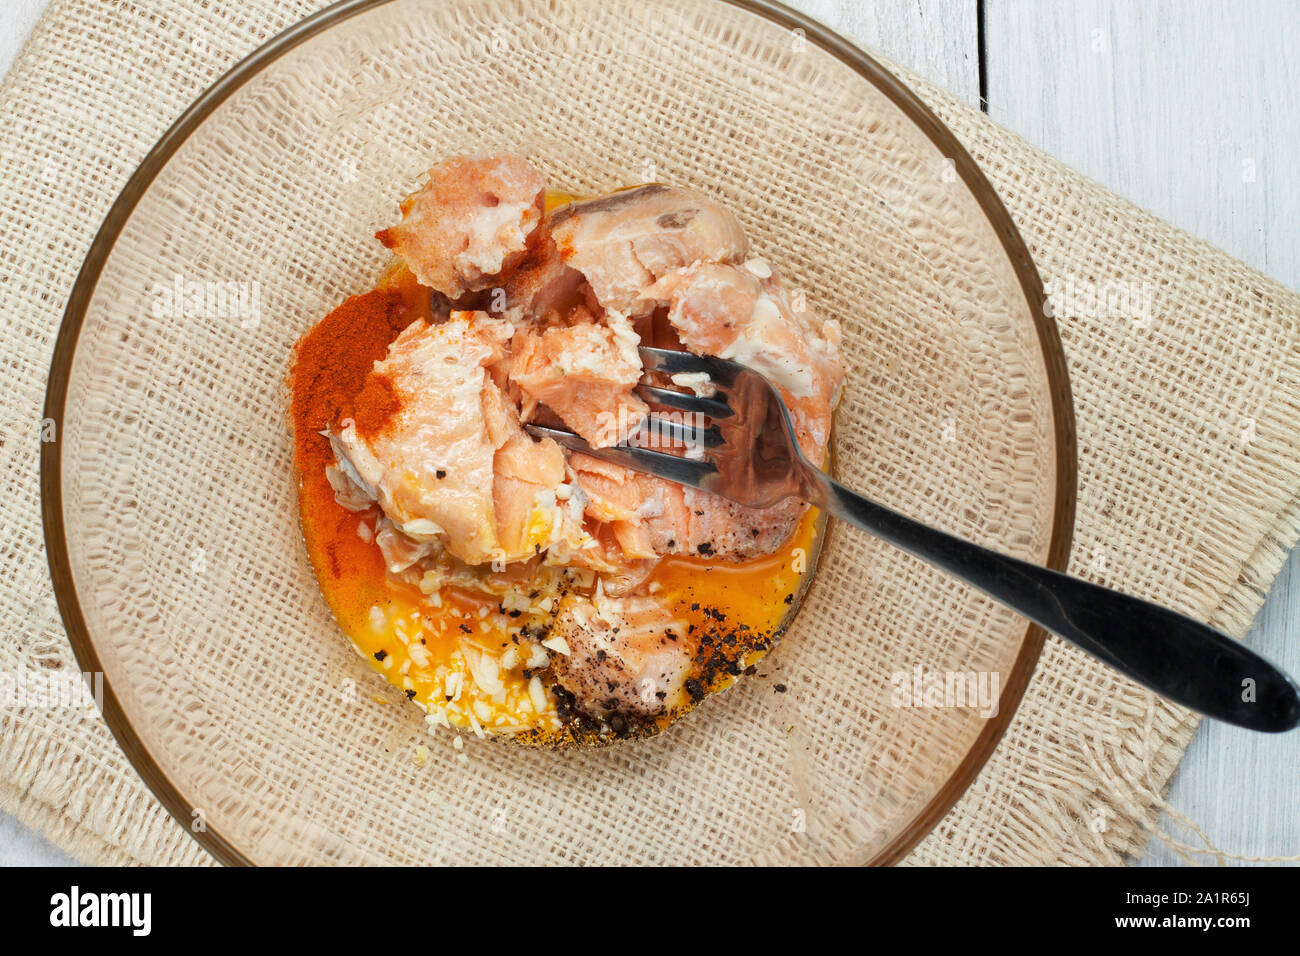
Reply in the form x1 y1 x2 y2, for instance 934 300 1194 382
547 184 750 316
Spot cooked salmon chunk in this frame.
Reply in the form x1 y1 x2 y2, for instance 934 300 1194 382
547 184 750 315
332 311 575 566
553 259 844 563
548 591 694 718
493 428 570 561
644 260 843 459
357 178 841 570
510 317 649 448
500 233 584 327
567 449 806 562
375 154 545 299
303 155 845 742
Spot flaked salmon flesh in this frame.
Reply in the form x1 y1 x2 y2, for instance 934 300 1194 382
375 154 545 299
332 154 844 722
331 310 582 567
547 184 750 316
548 592 693 717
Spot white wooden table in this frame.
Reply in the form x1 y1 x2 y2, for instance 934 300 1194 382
1 0 1295 867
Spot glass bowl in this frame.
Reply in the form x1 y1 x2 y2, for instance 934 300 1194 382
42 0 1075 865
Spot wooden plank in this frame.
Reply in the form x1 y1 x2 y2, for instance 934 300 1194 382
1136 552 1300 865
0 810 79 866
788 0 981 106
986 0 1300 865
0 0 48 77
984 0 1300 288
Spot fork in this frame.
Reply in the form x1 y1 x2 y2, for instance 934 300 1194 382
527 346 1300 733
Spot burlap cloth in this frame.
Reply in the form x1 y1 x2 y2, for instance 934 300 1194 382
2 0 1297 866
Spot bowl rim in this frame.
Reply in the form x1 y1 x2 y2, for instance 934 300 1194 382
40 0 1077 867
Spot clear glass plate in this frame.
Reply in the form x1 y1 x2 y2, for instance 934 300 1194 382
43 0 1076 865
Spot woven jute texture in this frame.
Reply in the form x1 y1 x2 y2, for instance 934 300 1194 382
3 0 1298 866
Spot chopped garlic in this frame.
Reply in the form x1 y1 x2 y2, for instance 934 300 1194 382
408 641 431 668
669 371 717 397
528 676 548 714
400 518 446 539
541 634 571 656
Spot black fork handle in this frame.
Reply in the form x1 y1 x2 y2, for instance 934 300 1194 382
803 470 1300 732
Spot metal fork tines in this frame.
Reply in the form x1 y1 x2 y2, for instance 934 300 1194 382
525 346 814 510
